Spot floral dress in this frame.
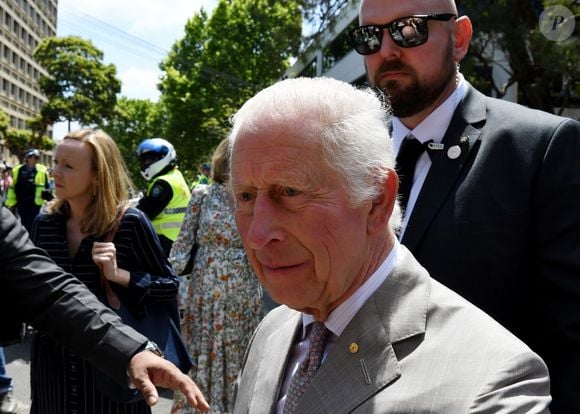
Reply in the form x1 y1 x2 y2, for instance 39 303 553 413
170 183 263 414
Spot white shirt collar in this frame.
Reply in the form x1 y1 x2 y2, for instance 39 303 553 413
302 240 402 337
392 73 467 152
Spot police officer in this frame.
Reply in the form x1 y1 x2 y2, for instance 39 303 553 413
191 162 212 190
5 149 52 233
136 138 191 256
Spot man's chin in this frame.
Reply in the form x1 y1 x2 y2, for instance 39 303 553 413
383 90 425 118
268 289 309 311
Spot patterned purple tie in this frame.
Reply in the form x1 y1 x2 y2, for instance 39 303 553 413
284 321 330 414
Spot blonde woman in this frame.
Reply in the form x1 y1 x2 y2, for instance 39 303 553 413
30 129 181 414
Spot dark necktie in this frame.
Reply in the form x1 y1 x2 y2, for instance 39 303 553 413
283 321 330 414
396 135 428 212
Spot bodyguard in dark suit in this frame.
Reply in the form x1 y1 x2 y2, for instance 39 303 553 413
0 206 208 410
354 0 580 412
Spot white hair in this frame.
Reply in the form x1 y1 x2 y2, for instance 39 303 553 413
229 76 401 230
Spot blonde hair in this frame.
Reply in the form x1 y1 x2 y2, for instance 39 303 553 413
49 129 135 236
211 138 230 184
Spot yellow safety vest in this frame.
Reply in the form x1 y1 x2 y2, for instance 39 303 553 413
5 163 49 207
148 168 191 241
190 173 212 191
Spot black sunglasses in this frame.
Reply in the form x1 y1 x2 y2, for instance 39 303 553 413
351 14 457 54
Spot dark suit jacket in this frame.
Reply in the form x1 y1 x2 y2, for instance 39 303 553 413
402 83 580 413
0 206 147 385
234 246 550 413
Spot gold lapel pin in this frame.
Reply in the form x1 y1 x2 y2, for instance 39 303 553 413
349 342 359 353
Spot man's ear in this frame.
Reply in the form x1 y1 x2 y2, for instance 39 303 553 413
368 168 398 234
453 16 473 63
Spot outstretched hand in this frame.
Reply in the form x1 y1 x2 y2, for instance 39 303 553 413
128 351 209 410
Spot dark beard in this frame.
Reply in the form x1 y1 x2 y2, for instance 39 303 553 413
371 48 456 118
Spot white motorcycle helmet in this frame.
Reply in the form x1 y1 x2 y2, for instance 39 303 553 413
136 138 177 180
24 148 40 159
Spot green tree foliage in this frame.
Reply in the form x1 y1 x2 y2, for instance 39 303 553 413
3 128 31 157
460 0 579 113
0 109 52 157
159 0 302 167
98 97 167 189
300 0 355 46
3 128 53 158
34 36 121 130
27 113 54 144
0 109 8 139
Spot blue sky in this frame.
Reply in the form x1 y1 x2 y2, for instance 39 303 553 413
53 0 218 138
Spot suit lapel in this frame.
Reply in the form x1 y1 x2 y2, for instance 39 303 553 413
300 308 400 413
298 247 431 413
249 312 301 413
402 85 485 251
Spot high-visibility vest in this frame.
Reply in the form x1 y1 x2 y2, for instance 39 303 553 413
148 168 190 241
5 163 49 207
190 173 212 191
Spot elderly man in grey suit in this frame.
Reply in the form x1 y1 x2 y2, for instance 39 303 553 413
228 77 550 413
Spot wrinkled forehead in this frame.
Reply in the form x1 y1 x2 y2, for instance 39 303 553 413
360 0 458 23
231 114 321 153
230 122 325 181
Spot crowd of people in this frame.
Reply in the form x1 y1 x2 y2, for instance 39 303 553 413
2 0 580 413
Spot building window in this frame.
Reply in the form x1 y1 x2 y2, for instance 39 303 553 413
299 59 318 78
322 19 358 72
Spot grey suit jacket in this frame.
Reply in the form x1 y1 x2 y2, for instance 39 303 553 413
400 84 580 412
234 246 550 413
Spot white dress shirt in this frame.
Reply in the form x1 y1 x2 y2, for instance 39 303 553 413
392 74 467 239
276 241 402 412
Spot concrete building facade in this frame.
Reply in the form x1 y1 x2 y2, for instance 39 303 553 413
0 0 57 131
0 0 57 166
287 2 363 84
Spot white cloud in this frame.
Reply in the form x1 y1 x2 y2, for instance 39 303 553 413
51 122 76 141
52 0 218 134
119 67 162 101
58 0 220 68
59 0 218 44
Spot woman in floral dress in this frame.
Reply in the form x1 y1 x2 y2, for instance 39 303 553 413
171 138 263 414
